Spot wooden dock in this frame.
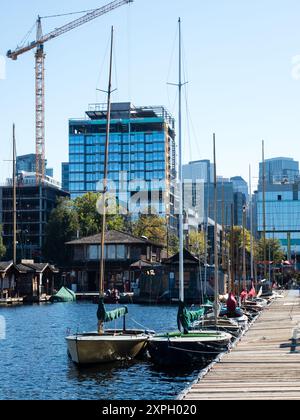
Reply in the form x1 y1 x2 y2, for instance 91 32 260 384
182 291 300 400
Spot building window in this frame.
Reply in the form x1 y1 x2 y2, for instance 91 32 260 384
107 245 116 260
278 195 282 201
69 173 85 182
70 135 85 145
116 245 125 260
69 154 84 163
88 245 98 260
69 182 85 191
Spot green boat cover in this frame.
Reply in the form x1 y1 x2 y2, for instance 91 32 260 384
204 298 213 306
51 287 76 303
97 298 128 323
177 301 205 334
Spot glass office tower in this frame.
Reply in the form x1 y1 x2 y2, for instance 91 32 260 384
259 157 299 185
255 154 300 257
68 103 177 228
17 154 54 178
61 162 70 192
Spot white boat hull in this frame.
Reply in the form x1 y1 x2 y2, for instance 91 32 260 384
66 331 149 365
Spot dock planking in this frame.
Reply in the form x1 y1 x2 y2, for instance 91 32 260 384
182 291 300 400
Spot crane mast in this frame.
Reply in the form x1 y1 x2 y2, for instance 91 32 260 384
35 17 45 184
7 0 133 183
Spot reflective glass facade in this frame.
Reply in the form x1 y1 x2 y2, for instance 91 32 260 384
256 185 300 253
259 157 299 185
17 154 53 178
61 162 70 192
230 176 249 201
182 161 248 227
68 103 176 227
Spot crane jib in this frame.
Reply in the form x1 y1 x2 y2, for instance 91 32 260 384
6 0 133 183
7 0 133 60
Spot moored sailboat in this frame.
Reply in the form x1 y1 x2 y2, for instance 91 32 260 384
66 27 150 365
66 299 149 365
148 19 232 367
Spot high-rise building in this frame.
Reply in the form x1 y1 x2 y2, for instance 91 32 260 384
182 160 245 227
205 182 234 226
183 160 215 184
255 157 300 257
259 157 299 186
0 174 69 261
231 176 249 202
16 154 54 178
61 163 70 192
68 103 177 228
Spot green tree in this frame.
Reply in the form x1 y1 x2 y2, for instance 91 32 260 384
132 214 167 246
227 226 254 280
255 238 285 263
74 192 101 237
168 233 179 257
43 198 79 266
74 192 125 237
188 231 206 260
0 225 6 259
228 226 253 254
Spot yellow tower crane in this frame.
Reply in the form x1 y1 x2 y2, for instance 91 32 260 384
7 0 133 184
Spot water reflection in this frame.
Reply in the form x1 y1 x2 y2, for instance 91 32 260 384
0 303 201 400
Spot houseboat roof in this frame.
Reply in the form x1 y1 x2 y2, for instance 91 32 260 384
0 261 14 273
66 230 164 248
164 249 200 265
15 263 59 274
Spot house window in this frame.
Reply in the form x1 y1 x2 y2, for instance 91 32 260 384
88 245 98 260
107 245 116 260
116 245 125 260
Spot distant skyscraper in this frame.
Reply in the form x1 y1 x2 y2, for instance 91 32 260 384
230 176 249 202
17 154 36 173
182 160 239 226
259 157 299 186
61 163 69 192
205 182 234 226
183 160 215 183
255 157 300 257
16 154 54 178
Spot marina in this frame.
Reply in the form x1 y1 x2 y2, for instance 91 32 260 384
1 0 300 402
182 290 300 401
0 303 201 400
0 290 297 400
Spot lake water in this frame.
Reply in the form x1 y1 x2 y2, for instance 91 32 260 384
0 303 203 400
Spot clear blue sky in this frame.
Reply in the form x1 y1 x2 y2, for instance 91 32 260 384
1 0 300 188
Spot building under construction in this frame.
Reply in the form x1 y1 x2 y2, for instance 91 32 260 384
0 174 69 262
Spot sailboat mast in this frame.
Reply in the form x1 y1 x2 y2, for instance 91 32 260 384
178 18 184 303
262 140 267 279
213 134 219 324
230 203 234 292
242 204 247 290
13 124 17 265
99 27 114 300
204 177 210 296
249 165 254 281
221 182 225 271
